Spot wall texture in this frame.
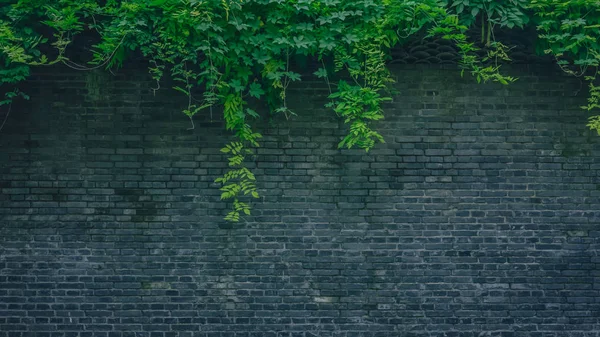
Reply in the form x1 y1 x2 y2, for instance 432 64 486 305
1 65 599 337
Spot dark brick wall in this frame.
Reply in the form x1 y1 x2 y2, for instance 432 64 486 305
1 65 600 337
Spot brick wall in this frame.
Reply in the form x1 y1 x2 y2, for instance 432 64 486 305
1 65 599 336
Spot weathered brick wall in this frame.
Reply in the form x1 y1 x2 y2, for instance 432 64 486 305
1 65 599 337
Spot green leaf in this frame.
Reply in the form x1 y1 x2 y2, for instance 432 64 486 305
319 39 336 50
229 79 245 92
246 108 260 118
173 86 188 95
286 72 301 81
313 68 328 78
248 83 265 98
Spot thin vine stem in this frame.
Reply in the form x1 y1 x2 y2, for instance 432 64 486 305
0 102 11 133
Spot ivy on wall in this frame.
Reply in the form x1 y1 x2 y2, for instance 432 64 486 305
528 0 600 131
0 0 598 221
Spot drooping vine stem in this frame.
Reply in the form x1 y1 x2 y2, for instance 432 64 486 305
1 0 598 221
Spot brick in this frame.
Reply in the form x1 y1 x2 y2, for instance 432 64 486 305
0 65 598 337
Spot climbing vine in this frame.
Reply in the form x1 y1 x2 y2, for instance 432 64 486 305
529 0 600 133
0 0 598 221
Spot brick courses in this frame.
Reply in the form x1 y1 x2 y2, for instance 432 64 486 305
0 64 599 336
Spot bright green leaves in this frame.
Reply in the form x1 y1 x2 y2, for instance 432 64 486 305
531 0 600 133
4 0 600 222
0 21 42 65
0 12 60 108
217 86 261 221
223 93 262 149
223 93 244 131
588 115 600 136
584 76 600 111
427 13 516 86
313 67 328 78
323 0 516 154
248 83 265 99
584 74 600 134
382 0 445 44
215 142 260 223
330 81 386 151
328 40 393 151
43 3 89 33
446 0 529 40
224 200 252 222
531 0 600 73
587 86 600 133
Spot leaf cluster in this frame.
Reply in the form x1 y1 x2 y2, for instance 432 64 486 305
1 0 599 220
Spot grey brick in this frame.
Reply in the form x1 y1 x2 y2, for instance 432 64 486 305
0 65 598 337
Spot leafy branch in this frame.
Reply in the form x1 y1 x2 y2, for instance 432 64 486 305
1 0 599 221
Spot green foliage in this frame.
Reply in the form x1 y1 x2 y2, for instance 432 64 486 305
1 0 598 221
447 0 529 57
446 0 529 43
215 141 259 222
530 0 600 134
429 13 517 84
329 43 393 151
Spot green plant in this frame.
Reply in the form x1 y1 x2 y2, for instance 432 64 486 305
446 0 529 45
5 0 595 222
530 0 600 134
429 13 517 84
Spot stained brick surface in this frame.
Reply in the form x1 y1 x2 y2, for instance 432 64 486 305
1 65 600 336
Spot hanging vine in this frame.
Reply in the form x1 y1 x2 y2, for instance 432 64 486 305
1 0 598 221
529 0 600 133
